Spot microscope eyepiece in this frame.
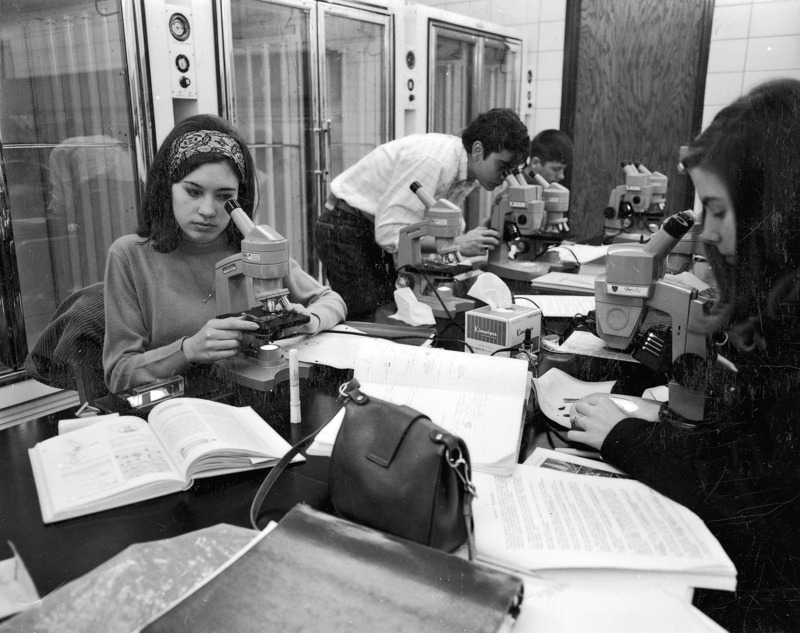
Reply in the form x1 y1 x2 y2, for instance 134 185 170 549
224 199 241 215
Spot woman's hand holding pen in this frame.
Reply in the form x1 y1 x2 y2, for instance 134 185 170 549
456 227 500 256
566 394 662 451
181 316 260 364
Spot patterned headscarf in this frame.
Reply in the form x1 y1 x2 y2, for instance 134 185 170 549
168 130 247 182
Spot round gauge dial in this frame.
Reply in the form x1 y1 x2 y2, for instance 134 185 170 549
169 13 190 42
175 54 190 73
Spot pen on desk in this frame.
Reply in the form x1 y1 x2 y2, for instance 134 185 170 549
289 349 301 424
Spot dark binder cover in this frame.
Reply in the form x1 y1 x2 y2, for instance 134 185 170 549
140 504 524 633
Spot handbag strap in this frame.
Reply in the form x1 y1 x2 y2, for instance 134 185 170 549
250 383 357 530
249 421 329 530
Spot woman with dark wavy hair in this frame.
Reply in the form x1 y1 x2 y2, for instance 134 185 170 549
567 79 800 631
103 114 345 393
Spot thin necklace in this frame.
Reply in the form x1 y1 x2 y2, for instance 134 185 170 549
187 262 215 303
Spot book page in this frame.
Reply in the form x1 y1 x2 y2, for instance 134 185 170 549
515 295 595 318
354 339 528 398
547 243 609 264
472 465 735 585
148 398 294 476
529 272 597 290
557 330 638 362
29 417 185 521
513 576 728 633
356 383 523 472
524 447 628 478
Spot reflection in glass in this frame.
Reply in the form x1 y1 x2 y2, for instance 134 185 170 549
324 13 388 178
432 32 476 134
428 23 521 226
229 0 312 269
482 40 518 114
228 1 390 274
0 0 139 365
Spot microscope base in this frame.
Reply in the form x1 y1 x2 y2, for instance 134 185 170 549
487 260 553 282
216 354 310 392
417 293 475 319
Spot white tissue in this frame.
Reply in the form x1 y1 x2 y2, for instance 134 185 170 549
389 287 436 326
467 272 513 309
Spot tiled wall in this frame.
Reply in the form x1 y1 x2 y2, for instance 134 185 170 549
412 0 567 137
413 0 800 136
704 0 800 128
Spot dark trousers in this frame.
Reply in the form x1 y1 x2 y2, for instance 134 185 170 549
315 204 397 320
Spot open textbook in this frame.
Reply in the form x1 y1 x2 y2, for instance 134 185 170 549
472 464 736 592
307 338 530 476
29 398 299 524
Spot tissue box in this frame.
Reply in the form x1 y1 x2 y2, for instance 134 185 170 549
465 304 542 357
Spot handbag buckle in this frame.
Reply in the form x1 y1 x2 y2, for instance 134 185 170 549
446 446 476 497
337 379 368 405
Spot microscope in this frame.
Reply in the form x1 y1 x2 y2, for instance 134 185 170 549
525 169 571 233
487 171 573 287
593 210 709 423
395 182 480 318
214 199 310 392
603 162 668 243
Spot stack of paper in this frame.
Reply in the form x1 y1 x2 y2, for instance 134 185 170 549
307 339 530 476
472 464 737 593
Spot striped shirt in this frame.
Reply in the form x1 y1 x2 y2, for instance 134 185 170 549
329 134 478 253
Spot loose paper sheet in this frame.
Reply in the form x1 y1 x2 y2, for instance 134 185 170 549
533 368 616 428
0 542 38 620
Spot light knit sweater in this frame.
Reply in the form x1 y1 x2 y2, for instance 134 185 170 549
328 133 478 253
103 233 346 392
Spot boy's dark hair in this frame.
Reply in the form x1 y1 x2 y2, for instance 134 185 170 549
530 129 573 165
138 113 258 253
461 108 530 161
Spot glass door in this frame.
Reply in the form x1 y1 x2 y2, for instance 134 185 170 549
0 0 147 382
222 0 392 276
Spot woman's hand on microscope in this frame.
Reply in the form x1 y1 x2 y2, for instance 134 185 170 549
456 227 500 256
181 316 260 364
566 394 662 451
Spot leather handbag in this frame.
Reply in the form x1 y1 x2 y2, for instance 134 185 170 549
329 379 475 555
250 379 476 557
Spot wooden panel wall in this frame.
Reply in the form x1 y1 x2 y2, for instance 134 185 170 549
563 0 713 242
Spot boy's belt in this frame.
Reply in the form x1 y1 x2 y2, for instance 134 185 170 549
325 194 373 222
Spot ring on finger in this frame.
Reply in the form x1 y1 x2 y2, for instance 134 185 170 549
570 413 584 430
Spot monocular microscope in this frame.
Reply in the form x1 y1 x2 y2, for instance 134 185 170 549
603 162 668 243
592 210 709 423
214 199 310 391
487 170 571 289
395 182 481 318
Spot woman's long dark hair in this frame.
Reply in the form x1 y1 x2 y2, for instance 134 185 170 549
682 79 800 353
137 114 258 253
